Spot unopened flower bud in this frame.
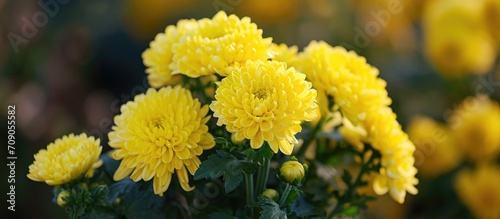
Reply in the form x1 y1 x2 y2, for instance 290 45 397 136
280 157 307 185
262 189 278 200
57 191 70 207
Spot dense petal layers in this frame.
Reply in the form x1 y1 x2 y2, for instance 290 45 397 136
109 86 215 195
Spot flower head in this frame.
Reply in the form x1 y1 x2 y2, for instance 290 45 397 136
27 133 103 186
172 11 272 77
423 0 496 76
407 116 462 177
142 19 198 88
449 95 500 161
109 86 215 195
455 164 500 219
295 41 418 203
267 43 298 66
295 41 391 126
210 60 317 154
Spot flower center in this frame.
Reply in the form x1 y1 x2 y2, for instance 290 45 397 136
150 118 165 129
254 89 269 99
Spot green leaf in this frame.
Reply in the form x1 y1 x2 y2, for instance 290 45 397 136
341 171 352 185
223 161 244 193
258 196 287 219
195 150 258 193
341 206 359 217
285 187 302 206
194 153 232 180
291 196 325 218
240 161 258 175
109 179 165 218
99 153 120 177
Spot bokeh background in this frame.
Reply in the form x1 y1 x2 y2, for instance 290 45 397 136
2 0 500 218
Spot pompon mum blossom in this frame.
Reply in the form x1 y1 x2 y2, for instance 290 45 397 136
294 41 418 204
210 60 317 155
27 133 103 186
108 86 215 195
172 11 272 77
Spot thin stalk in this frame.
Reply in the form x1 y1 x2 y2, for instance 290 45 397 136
255 155 271 197
279 183 292 207
245 173 255 218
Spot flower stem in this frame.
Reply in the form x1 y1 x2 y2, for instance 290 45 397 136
255 155 271 197
279 183 292 207
245 173 255 218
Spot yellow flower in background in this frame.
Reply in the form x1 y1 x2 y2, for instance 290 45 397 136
423 0 497 77
210 60 317 155
455 164 500 219
109 86 215 195
28 133 103 186
267 43 298 66
449 95 500 161
142 19 198 88
295 41 418 204
407 116 461 177
172 11 272 77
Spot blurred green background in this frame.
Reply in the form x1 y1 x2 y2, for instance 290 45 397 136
2 0 499 218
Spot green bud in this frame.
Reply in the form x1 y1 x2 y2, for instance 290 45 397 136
262 189 278 200
57 191 70 207
280 157 306 185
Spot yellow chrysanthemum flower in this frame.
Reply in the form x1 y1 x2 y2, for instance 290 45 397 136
295 41 418 204
267 43 298 66
407 116 462 177
339 117 367 152
368 110 418 204
210 60 317 155
109 86 215 195
172 11 272 77
295 41 391 127
455 164 500 219
449 95 500 161
423 0 496 76
142 19 198 88
27 133 103 186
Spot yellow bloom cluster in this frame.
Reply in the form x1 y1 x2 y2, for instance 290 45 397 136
142 11 272 87
27 133 103 186
455 164 500 219
210 60 317 155
423 0 498 76
294 41 418 203
109 86 215 195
